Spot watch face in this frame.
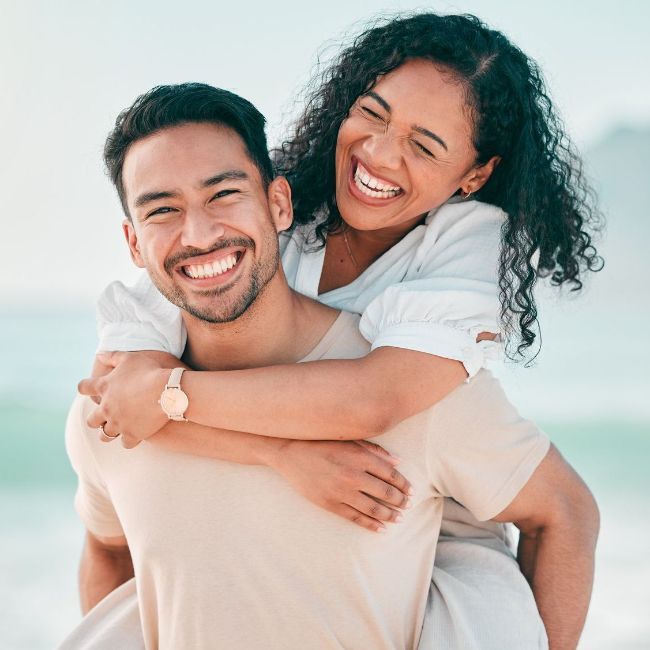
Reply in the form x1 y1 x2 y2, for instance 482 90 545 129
160 388 189 416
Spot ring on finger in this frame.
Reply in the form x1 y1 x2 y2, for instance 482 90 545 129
99 422 121 442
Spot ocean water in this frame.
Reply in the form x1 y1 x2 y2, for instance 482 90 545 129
1 304 649 649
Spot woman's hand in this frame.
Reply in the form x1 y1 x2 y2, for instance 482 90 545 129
78 351 182 442
268 438 413 532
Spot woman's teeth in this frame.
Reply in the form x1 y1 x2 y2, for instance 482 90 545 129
354 162 402 199
184 254 238 279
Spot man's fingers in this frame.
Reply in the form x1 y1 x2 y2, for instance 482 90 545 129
360 474 411 510
336 504 386 533
356 440 401 464
365 456 413 497
349 492 402 524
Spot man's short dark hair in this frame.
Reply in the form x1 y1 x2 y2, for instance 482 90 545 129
104 83 274 217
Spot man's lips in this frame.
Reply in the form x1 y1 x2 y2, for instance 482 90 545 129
175 248 247 282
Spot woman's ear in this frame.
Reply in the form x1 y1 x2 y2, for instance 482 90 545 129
122 219 146 268
461 156 501 195
267 176 294 233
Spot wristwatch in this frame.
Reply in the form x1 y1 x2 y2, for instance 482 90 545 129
158 367 189 421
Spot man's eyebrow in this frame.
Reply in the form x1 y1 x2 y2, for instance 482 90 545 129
134 190 179 208
133 170 250 209
201 169 249 187
412 126 448 152
364 91 448 152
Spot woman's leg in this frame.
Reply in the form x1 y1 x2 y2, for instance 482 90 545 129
419 500 548 650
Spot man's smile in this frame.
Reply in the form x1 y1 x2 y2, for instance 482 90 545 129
174 248 247 286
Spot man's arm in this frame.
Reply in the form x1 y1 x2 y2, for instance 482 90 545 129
493 444 600 650
79 530 134 615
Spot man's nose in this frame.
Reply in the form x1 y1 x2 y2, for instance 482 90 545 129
179 207 226 249
360 132 402 171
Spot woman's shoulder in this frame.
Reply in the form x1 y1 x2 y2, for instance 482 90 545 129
426 197 507 229
421 198 507 249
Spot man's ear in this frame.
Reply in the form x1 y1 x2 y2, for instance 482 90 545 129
460 155 501 195
267 176 293 233
122 219 145 268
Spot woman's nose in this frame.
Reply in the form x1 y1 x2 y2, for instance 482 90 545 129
360 132 402 170
179 207 226 249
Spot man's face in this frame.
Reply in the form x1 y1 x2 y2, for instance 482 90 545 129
121 122 290 323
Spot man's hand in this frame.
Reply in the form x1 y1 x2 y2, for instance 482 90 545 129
78 350 182 444
268 438 413 533
494 444 599 650
79 531 133 614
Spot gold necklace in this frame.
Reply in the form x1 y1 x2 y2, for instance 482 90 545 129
342 228 360 270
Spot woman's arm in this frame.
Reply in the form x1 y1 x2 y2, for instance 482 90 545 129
82 347 467 441
148 421 412 532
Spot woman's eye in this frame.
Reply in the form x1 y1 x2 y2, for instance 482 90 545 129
413 140 434 158
360 106 383 120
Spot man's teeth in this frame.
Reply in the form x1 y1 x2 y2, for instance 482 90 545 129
354 162 402 199
184 254 238 279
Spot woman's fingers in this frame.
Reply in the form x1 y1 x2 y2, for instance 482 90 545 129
348 492 403 525
356 440 401 464
77 377 99 397
86 406 106 429
363 453 413 499
360 473 411 510
121 434 142 449
335 503 387 533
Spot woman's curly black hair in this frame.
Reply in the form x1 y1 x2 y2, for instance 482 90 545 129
273 12 604 359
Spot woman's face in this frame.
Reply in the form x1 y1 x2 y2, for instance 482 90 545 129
335 58 495 234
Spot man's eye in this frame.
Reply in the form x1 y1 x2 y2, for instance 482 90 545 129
147 207 176 217
212 189 239 200
413 140 434 158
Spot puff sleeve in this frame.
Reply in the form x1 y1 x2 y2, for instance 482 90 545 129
96 274 186 357
359 200 506 378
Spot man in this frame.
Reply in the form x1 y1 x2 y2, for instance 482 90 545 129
63 84 598 649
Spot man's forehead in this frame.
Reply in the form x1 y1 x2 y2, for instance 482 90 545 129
123 123 255 196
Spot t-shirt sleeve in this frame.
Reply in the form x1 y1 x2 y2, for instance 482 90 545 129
425 371 550 521
65 395 125 538
358 200 505 378
96 274 186 356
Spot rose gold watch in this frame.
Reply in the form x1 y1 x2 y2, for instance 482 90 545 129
158 367 189 421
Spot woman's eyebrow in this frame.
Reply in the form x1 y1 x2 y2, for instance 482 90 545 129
364 91 391 113
412 126 448 152
365 91 448 151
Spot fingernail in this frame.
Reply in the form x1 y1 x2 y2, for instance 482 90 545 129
376 526 387 533
404 500 412 509
407 487 415 496
394 514 403 523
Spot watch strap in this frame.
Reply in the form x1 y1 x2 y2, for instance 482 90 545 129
166 367 186 390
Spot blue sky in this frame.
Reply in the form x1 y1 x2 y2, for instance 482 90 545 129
1 0 648 301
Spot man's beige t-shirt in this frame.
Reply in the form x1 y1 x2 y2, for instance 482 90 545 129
66 311 549 650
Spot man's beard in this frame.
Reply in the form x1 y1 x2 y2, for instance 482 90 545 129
150 233 280 324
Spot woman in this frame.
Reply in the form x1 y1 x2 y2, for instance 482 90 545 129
81 12 602 648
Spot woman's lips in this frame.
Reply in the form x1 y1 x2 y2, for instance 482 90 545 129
347 156 404 207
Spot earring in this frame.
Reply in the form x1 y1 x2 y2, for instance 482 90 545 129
462 189 473 200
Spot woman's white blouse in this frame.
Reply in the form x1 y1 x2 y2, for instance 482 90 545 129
97 199 506 377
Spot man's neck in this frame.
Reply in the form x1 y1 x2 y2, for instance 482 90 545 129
180 270 339 371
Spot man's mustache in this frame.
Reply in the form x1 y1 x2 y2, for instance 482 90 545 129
164 237 254 274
